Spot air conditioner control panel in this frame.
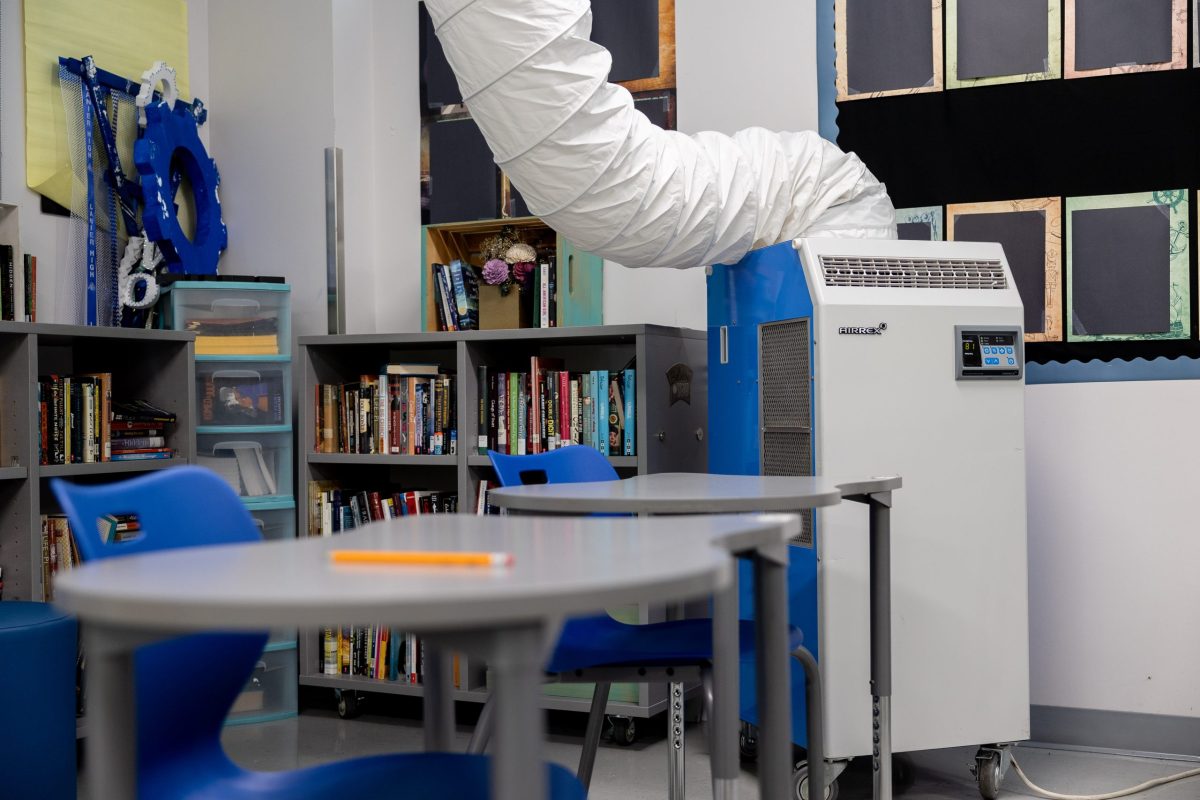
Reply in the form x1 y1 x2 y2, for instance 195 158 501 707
955 325 1023 380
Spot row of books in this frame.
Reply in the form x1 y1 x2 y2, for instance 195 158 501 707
0 246 36 322
430 260 479 331
39 513 139 600
314 366 457 456
319 625 457 686
185 316 280 356
307 481 459 536
201 370 286 426
37 374 177 464
478 362 635 456
39 515 78 602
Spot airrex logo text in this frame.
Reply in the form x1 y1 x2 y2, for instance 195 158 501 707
838 323 887 335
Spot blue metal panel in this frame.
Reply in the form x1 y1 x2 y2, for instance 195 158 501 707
708 240 820 745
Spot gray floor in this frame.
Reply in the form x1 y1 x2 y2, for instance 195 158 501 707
206 708 1200 800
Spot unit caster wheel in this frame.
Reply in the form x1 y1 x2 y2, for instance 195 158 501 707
336 689 364 719
893 753 916 794
610 716 637 746
738 722 759 763
792 760 838 800
975 750 1003 800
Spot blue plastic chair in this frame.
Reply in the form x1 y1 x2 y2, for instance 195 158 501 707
52 466 583 800
485 446 802 795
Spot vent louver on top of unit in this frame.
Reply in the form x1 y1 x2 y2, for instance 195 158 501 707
819 256 1008 289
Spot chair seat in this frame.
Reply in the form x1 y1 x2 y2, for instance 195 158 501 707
146 753 585 800
547 614 804 674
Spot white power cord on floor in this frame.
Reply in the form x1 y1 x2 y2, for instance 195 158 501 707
1011 754 1200 800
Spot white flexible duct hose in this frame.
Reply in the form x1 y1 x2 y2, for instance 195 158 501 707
426 0 896 269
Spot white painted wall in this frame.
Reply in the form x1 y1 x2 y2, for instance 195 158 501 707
207 0 334 339
602 0 819 330
1026 381 1200 718
0 0 211 323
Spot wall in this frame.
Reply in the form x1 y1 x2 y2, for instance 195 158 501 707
207 0 334 340
1026 380 1200 724
0 0 211 323
602 0 819 331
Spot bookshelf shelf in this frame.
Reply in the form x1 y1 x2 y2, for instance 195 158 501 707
197 424 293 435
306 453 458 467
0 466 28 480
195 354 292 363
466 454 638 469
39 458 188 478
298 326 707 721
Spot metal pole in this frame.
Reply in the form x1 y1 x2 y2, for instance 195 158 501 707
754 553 792 800
793 646 825 800
423 644 456 751
324 147 345 335
82 624 138 800
710 574 740 800
576 681 610 790
869 494 893 800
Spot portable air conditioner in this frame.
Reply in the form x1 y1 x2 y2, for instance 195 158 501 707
708 238 1029 775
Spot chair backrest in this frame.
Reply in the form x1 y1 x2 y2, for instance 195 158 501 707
488 445 619 487
51 466 267 782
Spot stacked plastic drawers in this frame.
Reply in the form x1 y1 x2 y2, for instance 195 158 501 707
158 280 298 724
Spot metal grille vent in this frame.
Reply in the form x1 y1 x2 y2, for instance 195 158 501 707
819 256 1007 290
759 318 814 547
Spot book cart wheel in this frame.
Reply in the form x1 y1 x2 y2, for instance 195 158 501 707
336 689 364 719
739 722 759 762
608 716 637 746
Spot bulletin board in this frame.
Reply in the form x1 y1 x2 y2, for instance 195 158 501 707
826 0 1199 378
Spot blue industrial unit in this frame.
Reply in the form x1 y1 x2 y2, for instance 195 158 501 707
707 240 817 746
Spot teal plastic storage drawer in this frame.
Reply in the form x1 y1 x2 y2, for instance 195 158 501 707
196 360 291 430
197 430 293 503
226 642 298 726
159 281 292 357
247 501 296 541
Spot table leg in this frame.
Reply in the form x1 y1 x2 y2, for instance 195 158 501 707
667 680 686 800
489 622 548 800
710 570 740 800
82 623 138 800
423 642 456 752
869 495 894 800
753 552 791 800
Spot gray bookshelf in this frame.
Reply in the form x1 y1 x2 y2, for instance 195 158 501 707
0 323 195 605
296 324 707 719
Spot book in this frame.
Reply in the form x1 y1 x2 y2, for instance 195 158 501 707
608 373 624 456
623 369 635 456
110 451 174 461
0 244 13 322
23 254 36 322
538 261 551 328
185 318 280 335
203 371 284 425
449 260 476 331
112 399 176 423
477 365 489 455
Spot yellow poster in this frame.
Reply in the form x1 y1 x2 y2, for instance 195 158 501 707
24 0 190 208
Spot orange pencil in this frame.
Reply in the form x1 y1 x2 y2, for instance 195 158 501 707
330 550 515 567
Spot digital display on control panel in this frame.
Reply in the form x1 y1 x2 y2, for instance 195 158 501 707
956 327 1022 380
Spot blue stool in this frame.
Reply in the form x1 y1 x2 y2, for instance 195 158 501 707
0 601 78 799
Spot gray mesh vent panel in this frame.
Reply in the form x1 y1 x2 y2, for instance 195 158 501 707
759 319 813 547
819 256 1007 290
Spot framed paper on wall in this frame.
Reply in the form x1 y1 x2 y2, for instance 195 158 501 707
1066 190 1190 342
1065 0 1187 78
835 0 943 101
948 198 1063 342
947 0 1062 89
895 206 944 241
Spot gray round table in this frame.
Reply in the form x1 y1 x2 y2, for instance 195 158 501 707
488 472 902 800
54 512 798 800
